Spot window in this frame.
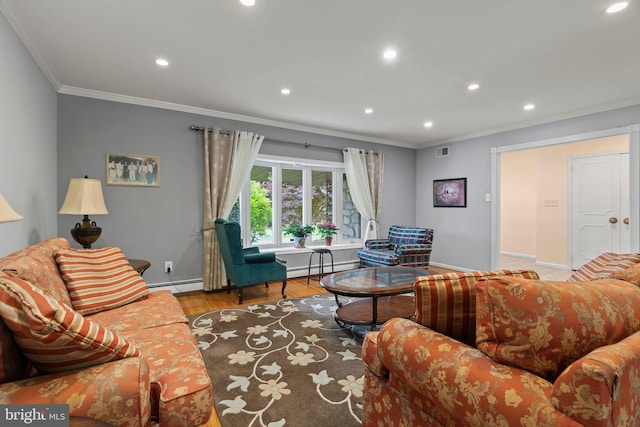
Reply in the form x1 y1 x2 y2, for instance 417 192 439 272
310 170 333 243
281 167 303 244
230 155 361 247
341 172 361 240
249 165 274 245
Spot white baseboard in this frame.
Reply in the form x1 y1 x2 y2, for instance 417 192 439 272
534 261 570 270
501 252 570 270
500 252 536 259
428 261 474 273
286 260 360 278
148 280 203 294
147 260 361 294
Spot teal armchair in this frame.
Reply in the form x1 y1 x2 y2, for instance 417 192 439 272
214 218 287 304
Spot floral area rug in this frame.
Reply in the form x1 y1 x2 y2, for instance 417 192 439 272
189 294 365 427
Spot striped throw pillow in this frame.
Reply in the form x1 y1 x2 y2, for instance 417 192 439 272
568 253 640 282
413 269 540 347
0 272 36 382
54 247 149 315
0 276 140 374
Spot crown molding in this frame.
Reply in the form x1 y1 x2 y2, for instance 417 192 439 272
418 96 640 149
59 86 418 149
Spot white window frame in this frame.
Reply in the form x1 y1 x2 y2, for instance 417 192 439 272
236 154 361 248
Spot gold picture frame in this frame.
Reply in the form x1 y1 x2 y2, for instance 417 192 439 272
106 153 160 187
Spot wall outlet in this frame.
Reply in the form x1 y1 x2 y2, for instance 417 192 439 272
164 261 173 273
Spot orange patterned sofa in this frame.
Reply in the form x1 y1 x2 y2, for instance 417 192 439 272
362 257 640 426
0 237 213 426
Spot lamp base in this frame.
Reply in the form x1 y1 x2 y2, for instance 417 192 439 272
70 215 102 249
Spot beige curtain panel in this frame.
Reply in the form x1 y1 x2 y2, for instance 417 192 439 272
202 128 264 291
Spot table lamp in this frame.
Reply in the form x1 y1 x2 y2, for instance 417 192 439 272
59 176 108 249
0 193 23 223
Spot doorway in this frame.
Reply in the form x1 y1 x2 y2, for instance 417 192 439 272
492 126 639 274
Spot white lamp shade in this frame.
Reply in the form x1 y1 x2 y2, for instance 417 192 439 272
59 178 109 215
0 193 23 223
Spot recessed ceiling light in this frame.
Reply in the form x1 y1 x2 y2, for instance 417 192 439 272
240 0 256 6
383 49 397 61
606 2 628 13
155 58 169 67
365 108 373 114
280 88 291 95
423 121 434 128
467 83 480 91
523 103 535 111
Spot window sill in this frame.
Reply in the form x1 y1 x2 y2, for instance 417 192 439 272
267 243 363 255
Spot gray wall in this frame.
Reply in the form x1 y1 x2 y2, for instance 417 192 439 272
58 95 416 285
0 14 57 256
418 104 640 271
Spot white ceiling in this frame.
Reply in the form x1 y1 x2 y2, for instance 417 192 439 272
2 0 640 149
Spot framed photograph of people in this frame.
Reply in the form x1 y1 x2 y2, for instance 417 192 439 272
433 178 467 207
106 153 160 187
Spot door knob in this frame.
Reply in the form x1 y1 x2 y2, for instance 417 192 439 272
624 218 629 225
609 217 618 224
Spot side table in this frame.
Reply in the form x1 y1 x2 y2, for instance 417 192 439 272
128 258 151 276
307 248 334 283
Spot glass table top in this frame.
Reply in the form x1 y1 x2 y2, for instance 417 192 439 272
320 266 432 296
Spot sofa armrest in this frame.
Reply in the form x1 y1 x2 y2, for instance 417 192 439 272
364 239 390 250
242 246 260 255
0 357 151 426
394 243 431 255
372 318 578 426
361 331 388 379
551 331 640 426
245 252 276 263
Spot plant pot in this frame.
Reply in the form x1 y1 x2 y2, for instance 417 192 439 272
324 237 332 246
293 236 306 248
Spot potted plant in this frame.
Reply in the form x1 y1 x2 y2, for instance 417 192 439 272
283 223 315 248
317 221 339 246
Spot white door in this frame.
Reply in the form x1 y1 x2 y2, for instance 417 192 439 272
570 152 630 269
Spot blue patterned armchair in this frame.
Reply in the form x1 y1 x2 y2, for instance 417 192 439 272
357 225 434 268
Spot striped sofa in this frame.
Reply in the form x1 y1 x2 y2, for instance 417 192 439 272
0 238 213 426
357 225 434 268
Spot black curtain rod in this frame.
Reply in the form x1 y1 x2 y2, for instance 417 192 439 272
189 124 345 153
265 139 345 154
189 125 231 135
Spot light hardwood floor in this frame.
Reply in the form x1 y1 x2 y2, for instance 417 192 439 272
176 266 455 427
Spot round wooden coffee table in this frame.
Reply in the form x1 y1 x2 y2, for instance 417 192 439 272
320 266 431 331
